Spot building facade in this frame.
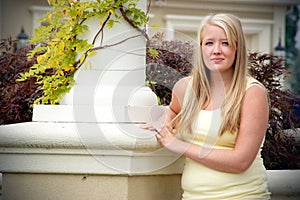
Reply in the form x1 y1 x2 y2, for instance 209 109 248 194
1 0 299 54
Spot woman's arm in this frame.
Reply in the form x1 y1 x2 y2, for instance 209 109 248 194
157 84 269 173
141 76 190 131
165 76 191 123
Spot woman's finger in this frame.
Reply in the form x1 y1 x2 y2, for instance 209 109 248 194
155 132 162 140
139 123 157 132
139 123 152 129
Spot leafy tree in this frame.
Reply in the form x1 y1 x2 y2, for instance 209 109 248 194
18 0 149 104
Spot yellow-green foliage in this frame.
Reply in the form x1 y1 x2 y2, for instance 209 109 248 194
18 0 148 104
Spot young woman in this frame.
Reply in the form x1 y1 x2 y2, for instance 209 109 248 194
142 13 271 199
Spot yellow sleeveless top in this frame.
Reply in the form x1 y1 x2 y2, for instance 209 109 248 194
180 77 271 200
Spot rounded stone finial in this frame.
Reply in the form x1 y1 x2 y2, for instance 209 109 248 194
128 86 158 107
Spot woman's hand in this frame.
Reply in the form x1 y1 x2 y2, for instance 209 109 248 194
140 122 189 154
139 122 157 132
156 126 176 147
156 126 190 155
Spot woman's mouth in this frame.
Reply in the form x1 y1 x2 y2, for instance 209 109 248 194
211 58 224 63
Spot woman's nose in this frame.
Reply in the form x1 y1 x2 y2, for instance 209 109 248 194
213 44 221 54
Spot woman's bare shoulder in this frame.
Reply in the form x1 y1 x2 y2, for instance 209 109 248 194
243 83 268 110
171 76 192 108
173 76 191 91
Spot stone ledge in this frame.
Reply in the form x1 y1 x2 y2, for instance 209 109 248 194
267 170 300 199
32 104 161 123
0 121 158 149
0 121 184 175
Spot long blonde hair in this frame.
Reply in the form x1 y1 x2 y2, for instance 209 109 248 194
172 13 248 135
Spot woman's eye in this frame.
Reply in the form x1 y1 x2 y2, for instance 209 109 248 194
205 41 213 46
222 41 229 46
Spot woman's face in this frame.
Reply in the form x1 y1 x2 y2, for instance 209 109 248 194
201 24 236 75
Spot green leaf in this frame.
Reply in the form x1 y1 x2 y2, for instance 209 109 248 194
18 0 149 105
148 48 159 59
150 25 160 29
107 19 114 28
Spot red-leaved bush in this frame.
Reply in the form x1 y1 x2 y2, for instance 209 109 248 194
0 38 42 125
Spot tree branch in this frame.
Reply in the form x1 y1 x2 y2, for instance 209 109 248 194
91 34 143 51
119 6 149 42
92 13 112 46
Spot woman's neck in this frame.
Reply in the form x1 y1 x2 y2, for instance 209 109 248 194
209 70 233 92
203 71 233 110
